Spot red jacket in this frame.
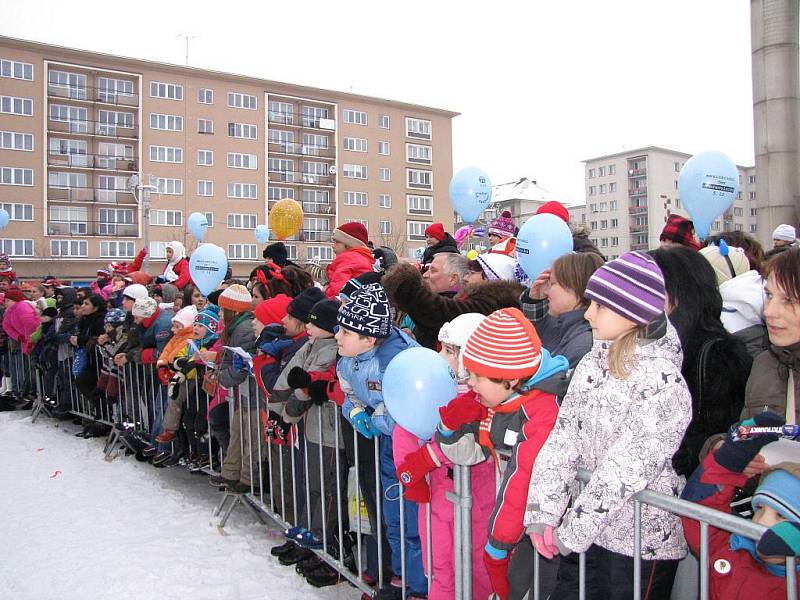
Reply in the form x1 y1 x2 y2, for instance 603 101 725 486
681 452 792 599
325 246 375 298
162 257 192 289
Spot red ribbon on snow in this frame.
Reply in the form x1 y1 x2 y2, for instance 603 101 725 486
50 470 61 478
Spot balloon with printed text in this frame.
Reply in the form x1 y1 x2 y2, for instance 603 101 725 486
189 243 227 297
678 151 739 240
515 213 573 282
270 199 304 240
187 212 209 242
449 167 493 223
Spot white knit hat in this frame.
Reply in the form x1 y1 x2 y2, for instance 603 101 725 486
132 297 158 319
476 253 518 281
438 313 487 381
122 283 149 301
171 305 198 328
772 224 796 242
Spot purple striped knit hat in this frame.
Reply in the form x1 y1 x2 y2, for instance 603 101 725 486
584 251 665 325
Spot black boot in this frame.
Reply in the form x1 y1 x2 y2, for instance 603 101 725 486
270 541 296 557
305 564 343 588
278 545 314 566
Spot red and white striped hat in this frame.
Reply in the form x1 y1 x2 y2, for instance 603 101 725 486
462 307 542 379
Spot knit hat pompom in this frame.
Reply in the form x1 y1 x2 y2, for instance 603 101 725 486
132 297 158 319
462 307 542 379
337 283 392 339
488 212 516 239
218 284 252 313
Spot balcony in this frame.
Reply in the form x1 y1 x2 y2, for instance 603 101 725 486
47 83 139 107
47 186 137 205
630 242 649 251
298 230 332 243
47 220 139 237
47 152 137 172
629 224 649 233
302 202 335 215
267 170 335 187
628 205 648 216
267 111 335 131
267 141 335 159
48 119 139 139
627 168 647 177
628 188 647 198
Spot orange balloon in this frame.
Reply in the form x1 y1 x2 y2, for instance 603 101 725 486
270 198 304 240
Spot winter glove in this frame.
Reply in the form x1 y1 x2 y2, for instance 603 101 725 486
439 394 488 432
154 276 167 284
172 356 191 373
483 543 511 600
168 372 186 401
529 525 560 560
257 325 293 358
231 353 252 374
287 366 312 389
349 407 375 439
757 521 800 557
307 380 329 406
715 411 784 473
265 410 292 445
397 445 438 489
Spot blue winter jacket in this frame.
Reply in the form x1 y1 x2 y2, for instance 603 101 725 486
338 327 418 436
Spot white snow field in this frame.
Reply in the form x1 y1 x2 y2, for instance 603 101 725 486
0 412 360 600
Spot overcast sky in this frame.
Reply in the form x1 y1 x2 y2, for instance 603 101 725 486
1 0 754 206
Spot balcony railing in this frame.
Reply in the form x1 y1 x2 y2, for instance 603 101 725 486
48 119 139 139
47 152 137 172
302 202 335 215
47 220 139 237
267 141 335 159
629 224 649 233
267 111 336 131
299 230 332 242
628 188 647 197
267 170 335 187
47 83 139 107
630 242 649 251
628 205 648 215
47 186 137 205
628 168 647 177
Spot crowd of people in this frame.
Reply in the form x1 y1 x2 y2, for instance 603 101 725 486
1 208 799 600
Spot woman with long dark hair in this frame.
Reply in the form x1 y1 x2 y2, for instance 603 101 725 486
71 294 108 437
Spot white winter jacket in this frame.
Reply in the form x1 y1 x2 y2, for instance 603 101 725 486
524 321 691 560
719 269 764 334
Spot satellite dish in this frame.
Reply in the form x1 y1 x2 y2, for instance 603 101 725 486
328 165 337 175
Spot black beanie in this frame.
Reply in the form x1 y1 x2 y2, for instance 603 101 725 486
207 289 223 307
339 271 382 301
42 307 58 319
308 299 341 333
287 287 325 323
263 242 289 266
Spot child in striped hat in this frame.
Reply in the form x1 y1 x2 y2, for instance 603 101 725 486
525 252 692 598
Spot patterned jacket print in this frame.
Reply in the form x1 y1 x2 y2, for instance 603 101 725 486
524 322 691 560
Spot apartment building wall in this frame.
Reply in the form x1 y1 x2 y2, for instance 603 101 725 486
0 36 456 281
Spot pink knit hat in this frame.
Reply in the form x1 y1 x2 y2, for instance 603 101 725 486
488 211 516 239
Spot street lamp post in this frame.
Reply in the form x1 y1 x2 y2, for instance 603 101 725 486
127 175 158 272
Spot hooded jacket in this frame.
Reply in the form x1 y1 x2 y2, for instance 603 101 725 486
524 322 691 560
519 291 593 369
421 233 459 265
162 241 192 289
742 342 800 424
720 270 768 357
128 307 173 365
2 300 40 346
325 245 376 299
382 262 524 350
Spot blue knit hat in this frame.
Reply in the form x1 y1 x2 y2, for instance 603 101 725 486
337 283 392 338
753 469 800 523
195 304 220 333
104 308 126 326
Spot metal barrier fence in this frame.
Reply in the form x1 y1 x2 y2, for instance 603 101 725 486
13 345 799 600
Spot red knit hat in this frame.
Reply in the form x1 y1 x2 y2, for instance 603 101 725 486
3 286 25 302
254 293 292 325
462 307 542 379
536 201 570 224
424 223 446 242
333 222 369 248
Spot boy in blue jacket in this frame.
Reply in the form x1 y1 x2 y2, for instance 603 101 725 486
336 283 426 599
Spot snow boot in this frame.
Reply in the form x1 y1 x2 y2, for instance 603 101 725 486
305 564 343 588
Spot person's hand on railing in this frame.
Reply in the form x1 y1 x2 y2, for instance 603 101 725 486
114 353 127 367
714 411 784 474
167 372 185 400
264 410 292 445
529 525 561 560
349 406 375 439
396 444 438 503
307 380 329 406
231 354 252 374
96 333 109 346
286 366 312 389
438 394 489 433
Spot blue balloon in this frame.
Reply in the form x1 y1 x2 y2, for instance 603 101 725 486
0 209 8 230
515 213 574 282
678 151 739 240
187 212 209 242
450 167 493 223
254 224 270 245
383 347 458 440
189 243 228 297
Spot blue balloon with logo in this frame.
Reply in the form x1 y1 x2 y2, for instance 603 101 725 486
383 347 458 440
450 167 493 223
187 212 209 242
0 208 9 230
254 224 270 245
189 243 227 297
516 213 574 282
678 151 739 240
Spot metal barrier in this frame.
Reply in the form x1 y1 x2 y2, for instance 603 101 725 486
18 344 800 600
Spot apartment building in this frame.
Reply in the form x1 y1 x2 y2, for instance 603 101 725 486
0 36 457 280
569 146 757 260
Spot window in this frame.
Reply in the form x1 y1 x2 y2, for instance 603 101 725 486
343 164 368 179
750 224 758 233
609 182 617 193
1 59 33 80
49 138 88 159
48 171 86 188
228 122 257 139
0 239 33 257
608 165 616 175
379 115 390 129
197 118 214 134
378 141 390 156
408 221 432 241
588 186 596 196
197 180 214 196
675 198 681 209
227 183 258 199
303 133 328 152
589 203 598 213
268 158 294 176
100 241 135 258
737 191 743 200
269 129 294 150
198 88 213 104
302 161 327 183
150 81 183 100
590 221 597 230
343 109 367 125
1 96 33 116
49 70 86 99
588 168 596 178
734 207 744 217
343 191 368 206
307 246 334 262
156 178 183 195
406 143 432 164
379 168 391 182
228 92 257 110
406 117 431 140
610 218 619 228
407 194 433 215
407 168 432 190
228 244 258 260
610 200 618 210
750 207 758 217
599 184 607 194
49 104 86 130
49 206 87 234
227 152 258 169
98 208 134 235
197 149 213 166
748 175 756 184
97 77 134 102
599 202 608 212
302 106 329 127
150 145 183 163
600 220 608 229
149 113 183 131
346 218 368 229
268 100 293 124
204 213 214 228
151 209 183 226
600 238 608 248
598 166 606 177
749 191 756 201
227 213 257 229
50 239 87 257
735 223 744 232
303 190 330 212
379 194 392 208
1 203 33 221
304 217 331 238
149 241 167 259
0 167 33 186
0 131 33 151
380 220 391 235
343 137 368 152
674 161 681 172
712 221 721 232
98 109 134 134
269 187 294 201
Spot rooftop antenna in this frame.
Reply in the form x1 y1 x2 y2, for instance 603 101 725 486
176 33 199 66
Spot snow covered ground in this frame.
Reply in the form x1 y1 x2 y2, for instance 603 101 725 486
0 412 360 600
